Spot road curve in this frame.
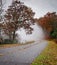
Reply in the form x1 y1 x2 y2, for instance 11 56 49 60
0 40 48 65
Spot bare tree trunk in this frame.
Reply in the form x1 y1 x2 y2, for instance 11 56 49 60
12 31 16 41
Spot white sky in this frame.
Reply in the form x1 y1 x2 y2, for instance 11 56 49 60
3 0 57 18
21 0 57 18
3 0 57 42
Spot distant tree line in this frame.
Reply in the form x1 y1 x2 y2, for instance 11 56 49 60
36 12 57 42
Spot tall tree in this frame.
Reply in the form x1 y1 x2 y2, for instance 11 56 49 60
3 0 35 41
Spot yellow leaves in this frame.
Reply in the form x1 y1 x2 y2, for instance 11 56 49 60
32 41 57 65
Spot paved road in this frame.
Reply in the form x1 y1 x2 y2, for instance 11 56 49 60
0 40 48 65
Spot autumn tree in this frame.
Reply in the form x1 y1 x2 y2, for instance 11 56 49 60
3 0 35 42
37 12 57 39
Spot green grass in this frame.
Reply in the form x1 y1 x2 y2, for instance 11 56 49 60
31 41 57 65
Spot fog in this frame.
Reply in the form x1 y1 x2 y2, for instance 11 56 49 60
2 0 57 43
16 24 45 43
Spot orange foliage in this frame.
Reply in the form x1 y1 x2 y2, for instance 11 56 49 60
37 12 57 33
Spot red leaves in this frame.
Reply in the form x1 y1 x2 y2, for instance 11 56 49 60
37 12 57 33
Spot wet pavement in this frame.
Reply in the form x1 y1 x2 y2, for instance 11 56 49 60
0 40 48 65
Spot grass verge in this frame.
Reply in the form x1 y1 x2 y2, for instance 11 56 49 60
31 41 57 65
0 41 35 48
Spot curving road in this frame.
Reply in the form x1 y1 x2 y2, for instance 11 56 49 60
0 40 48 65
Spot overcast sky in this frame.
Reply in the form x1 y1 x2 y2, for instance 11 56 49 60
4 0 57 18
20 0 57 18
3 0 57 42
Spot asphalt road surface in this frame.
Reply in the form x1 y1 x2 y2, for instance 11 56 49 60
0 40 48 65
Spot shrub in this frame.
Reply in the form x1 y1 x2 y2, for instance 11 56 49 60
3 39 18 44
3 39 13 44
50 28 57 39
